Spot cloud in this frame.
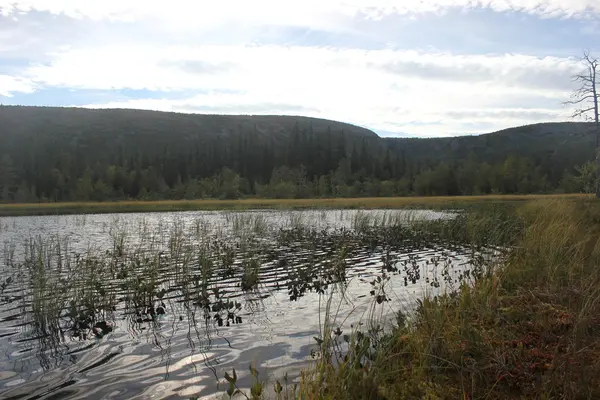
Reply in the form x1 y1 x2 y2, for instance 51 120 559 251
442 107 569 122
80 95 319 115
21 45 580 94
2 0 600 25
0 1 356 33
359 0 600 19
161 60 236 75
376 53 577 93
363 105 572 136
0 75 35 96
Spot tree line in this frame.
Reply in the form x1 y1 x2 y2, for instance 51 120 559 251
0 121 595 203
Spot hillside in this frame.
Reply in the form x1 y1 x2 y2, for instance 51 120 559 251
387 122 594 161
386 122 596 182
0 106 596 202
0 105 376 149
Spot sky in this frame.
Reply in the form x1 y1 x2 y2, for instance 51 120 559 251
0 1 600 137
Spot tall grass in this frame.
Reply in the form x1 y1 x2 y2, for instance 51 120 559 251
227 212 269 237
297 199 600 399
0 194 591 217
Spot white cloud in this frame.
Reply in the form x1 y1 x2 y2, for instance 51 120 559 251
23 44 580 94
356 0 600 19
0 74 34 96
0 1 356 32
1 0 600 25
80 96 320 116
376 52 577 93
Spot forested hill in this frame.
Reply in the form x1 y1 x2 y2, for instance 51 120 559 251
0 105 377 148
384 122 595 187
386 122 594 164
0 105 596 202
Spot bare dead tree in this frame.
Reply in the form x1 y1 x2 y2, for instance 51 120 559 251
565 50 600 197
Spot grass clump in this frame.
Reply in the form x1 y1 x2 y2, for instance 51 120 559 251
241 259 261 291
299 199 600 399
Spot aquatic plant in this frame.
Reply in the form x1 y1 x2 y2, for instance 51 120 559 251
0 206 502 398
241 258 261 291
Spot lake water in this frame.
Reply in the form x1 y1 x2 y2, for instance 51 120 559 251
0 209 486 399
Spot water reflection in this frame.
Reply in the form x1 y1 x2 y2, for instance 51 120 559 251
0 209 496 399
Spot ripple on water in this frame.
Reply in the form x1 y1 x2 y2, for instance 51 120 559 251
0 208 492 399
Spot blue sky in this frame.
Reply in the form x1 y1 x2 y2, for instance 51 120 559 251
1 1 600 137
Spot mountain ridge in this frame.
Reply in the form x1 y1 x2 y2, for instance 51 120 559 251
0 105 378 141
0 105 596 202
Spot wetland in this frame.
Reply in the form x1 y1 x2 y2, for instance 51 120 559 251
0 208 498 399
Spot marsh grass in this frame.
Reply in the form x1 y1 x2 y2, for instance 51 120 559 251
0 194 591 217
0 206 515 399
74 214 87 227
241 258 261 292
294 199 600 399
286 212 305 230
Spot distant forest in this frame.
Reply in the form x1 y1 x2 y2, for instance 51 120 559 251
0 106 597 203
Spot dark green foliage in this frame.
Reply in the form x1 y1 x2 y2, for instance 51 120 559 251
0 106 596 202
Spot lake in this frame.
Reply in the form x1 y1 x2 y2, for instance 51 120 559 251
0 209 490 399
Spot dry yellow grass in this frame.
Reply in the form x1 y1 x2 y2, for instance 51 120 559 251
0 194 592 216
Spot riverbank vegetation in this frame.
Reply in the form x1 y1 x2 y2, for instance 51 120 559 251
288 199 600 399
0 193 590 216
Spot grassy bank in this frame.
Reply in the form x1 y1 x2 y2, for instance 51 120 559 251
0 194 591 217
295 199 600 399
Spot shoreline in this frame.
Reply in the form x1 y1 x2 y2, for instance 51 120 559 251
0 194 590 217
